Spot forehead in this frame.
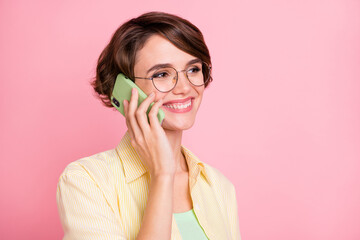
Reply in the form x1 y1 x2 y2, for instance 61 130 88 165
134 34 196 71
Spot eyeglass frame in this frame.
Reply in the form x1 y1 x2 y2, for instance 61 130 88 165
133 61 212 93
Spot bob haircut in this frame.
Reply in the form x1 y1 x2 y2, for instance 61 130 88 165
91 11 212 108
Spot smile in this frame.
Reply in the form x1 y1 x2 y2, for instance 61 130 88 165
162 97 193 113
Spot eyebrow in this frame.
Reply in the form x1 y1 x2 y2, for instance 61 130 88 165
146 58 202 75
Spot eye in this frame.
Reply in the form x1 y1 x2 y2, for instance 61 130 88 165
187 66 201 74
152 71 169 78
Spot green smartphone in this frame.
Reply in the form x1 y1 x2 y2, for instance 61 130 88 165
111 73 165 124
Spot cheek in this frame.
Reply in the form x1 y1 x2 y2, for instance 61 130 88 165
135 80 155 95
135 79 167 101
196 87 205 100
195 90 205 108
155 92 167 102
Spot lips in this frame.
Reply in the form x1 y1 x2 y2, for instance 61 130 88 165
162 97 194 113
162 97 193 105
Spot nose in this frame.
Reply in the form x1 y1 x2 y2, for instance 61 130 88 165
172 71 191 94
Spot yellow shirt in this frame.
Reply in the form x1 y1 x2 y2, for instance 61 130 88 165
56 132 241 240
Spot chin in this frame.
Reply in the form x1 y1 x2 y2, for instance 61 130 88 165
161 118 195 131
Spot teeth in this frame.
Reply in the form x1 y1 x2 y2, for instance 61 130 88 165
165 100 192 109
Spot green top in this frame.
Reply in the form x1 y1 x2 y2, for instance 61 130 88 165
174 209 209 239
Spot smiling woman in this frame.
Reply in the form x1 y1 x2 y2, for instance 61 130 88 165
56 11 241 240
133 35 207 131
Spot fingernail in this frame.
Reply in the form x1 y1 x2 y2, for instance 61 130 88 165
132 88 136 94
149 92 154 97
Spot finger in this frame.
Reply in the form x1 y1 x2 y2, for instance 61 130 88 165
127 88 143 139
123 100 135 141
123 99 129 118
136 92 155 133
148 98 164 129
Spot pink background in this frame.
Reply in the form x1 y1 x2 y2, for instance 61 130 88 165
1 0 359 239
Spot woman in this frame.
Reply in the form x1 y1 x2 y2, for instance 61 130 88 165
57 11 241 240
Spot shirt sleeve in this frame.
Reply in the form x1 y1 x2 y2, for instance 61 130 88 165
230 184 241 240
56 171 126 240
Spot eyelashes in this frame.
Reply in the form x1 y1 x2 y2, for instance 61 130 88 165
151 65 202 78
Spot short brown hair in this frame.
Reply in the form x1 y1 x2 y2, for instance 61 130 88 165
91 11 212 108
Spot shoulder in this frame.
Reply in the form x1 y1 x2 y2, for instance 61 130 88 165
182 145 235 191
58 148 121 187
201 162 239 225
202 162 236 194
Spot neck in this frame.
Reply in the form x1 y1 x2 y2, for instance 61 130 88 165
164 129 188 174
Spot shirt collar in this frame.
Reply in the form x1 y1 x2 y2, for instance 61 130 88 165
115 131 212 186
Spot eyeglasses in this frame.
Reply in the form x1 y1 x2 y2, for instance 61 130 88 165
134 61 212 93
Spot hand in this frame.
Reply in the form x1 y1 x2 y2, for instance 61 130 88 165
123 88 176 178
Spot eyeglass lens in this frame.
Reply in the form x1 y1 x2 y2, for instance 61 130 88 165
151 62 209 92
